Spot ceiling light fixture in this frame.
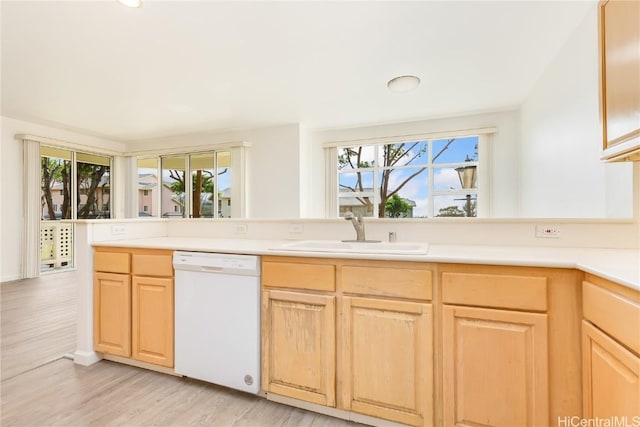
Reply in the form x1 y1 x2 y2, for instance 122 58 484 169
117 0 141 8
387 75 421 93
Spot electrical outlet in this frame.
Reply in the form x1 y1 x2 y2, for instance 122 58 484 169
535 225 560 238
233 224 248 234
288 223 304 233
111 225 126 235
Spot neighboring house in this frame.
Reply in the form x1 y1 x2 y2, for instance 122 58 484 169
138 173 157 216
338 188 415 218
218 187 231 218
138 173 231 218
42 175 111 219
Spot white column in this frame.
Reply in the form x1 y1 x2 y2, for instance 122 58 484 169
73 222 102 366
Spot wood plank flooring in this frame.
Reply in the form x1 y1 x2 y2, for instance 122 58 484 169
1 272 363 427
1 271 77 381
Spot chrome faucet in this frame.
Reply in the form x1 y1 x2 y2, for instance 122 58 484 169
344 211 366 241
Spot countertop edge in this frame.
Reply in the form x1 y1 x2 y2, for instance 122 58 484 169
91 238 640 291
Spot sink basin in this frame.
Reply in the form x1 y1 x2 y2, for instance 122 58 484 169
273 240 428 255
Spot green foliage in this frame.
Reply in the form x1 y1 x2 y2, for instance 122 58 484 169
385 194 411 218
169 170 214 194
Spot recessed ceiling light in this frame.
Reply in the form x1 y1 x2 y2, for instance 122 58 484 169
117 0 141 8
387 75 421 93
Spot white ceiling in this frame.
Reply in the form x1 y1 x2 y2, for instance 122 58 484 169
1 1 595 143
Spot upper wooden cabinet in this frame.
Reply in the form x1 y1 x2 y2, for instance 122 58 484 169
599 0 640 161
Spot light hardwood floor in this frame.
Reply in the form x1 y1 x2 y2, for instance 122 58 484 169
1 271 77 381
1 272 363 426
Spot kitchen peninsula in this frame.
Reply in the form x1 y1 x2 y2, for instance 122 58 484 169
82 233 639 427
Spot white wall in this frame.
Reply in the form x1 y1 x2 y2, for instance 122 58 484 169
0 116 124 282
128 123 303 219
519 4 634 218
310 110 522 218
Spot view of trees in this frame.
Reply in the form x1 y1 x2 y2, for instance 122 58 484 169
41 157 110 219
385 193 412 218
41 157 71 220
77 162 109 218
338 139 456 218
167 168 227 218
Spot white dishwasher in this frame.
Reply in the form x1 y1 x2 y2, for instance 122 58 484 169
173 251 260 394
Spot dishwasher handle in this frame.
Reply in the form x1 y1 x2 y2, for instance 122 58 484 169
173 263 260 276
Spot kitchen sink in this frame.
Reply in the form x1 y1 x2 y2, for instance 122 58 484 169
272 240 429 255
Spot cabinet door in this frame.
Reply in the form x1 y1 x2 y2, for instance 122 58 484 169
443 305 548 427
94 272 131 357
132 276 174 367
583 320 640 419
600 0 640 151
340 296 432 427
261 290 335 406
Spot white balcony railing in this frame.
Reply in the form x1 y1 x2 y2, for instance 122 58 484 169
40 221 73 271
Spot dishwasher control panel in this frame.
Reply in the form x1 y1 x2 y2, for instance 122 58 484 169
173 251 260 275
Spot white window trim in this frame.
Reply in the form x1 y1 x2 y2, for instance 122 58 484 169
323 127 496 149
127 141 250 157
327 130 493 218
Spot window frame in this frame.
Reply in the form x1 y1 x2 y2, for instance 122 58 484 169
40 145 114 220
326 129 493 218
134 145 246 219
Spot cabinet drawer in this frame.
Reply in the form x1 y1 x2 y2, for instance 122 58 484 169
262 261 335 291
341 266 432 301
583 281 640 354
132 253 174 277
94 251 130 274
442 272 547 311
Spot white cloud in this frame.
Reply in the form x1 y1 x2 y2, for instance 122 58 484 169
434 168 461 190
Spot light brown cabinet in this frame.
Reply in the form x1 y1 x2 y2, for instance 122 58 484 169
261 289 336 406
132 275 174 367
439 266 582 427
94 271 131 357
599 0 640 161
582 274 640 420
93 247 174 368
442 305 548 427
582 321 639 419
261 256 434 426
340 296 432 426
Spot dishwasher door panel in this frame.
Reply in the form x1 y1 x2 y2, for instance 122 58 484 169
174 269 261 393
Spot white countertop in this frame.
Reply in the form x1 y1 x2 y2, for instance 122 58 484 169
93 237 640 291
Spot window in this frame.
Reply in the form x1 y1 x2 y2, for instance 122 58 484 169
137 149 234 219
76 152 111 219
143 205 148 212
335 136 480 218
40 147 113 220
